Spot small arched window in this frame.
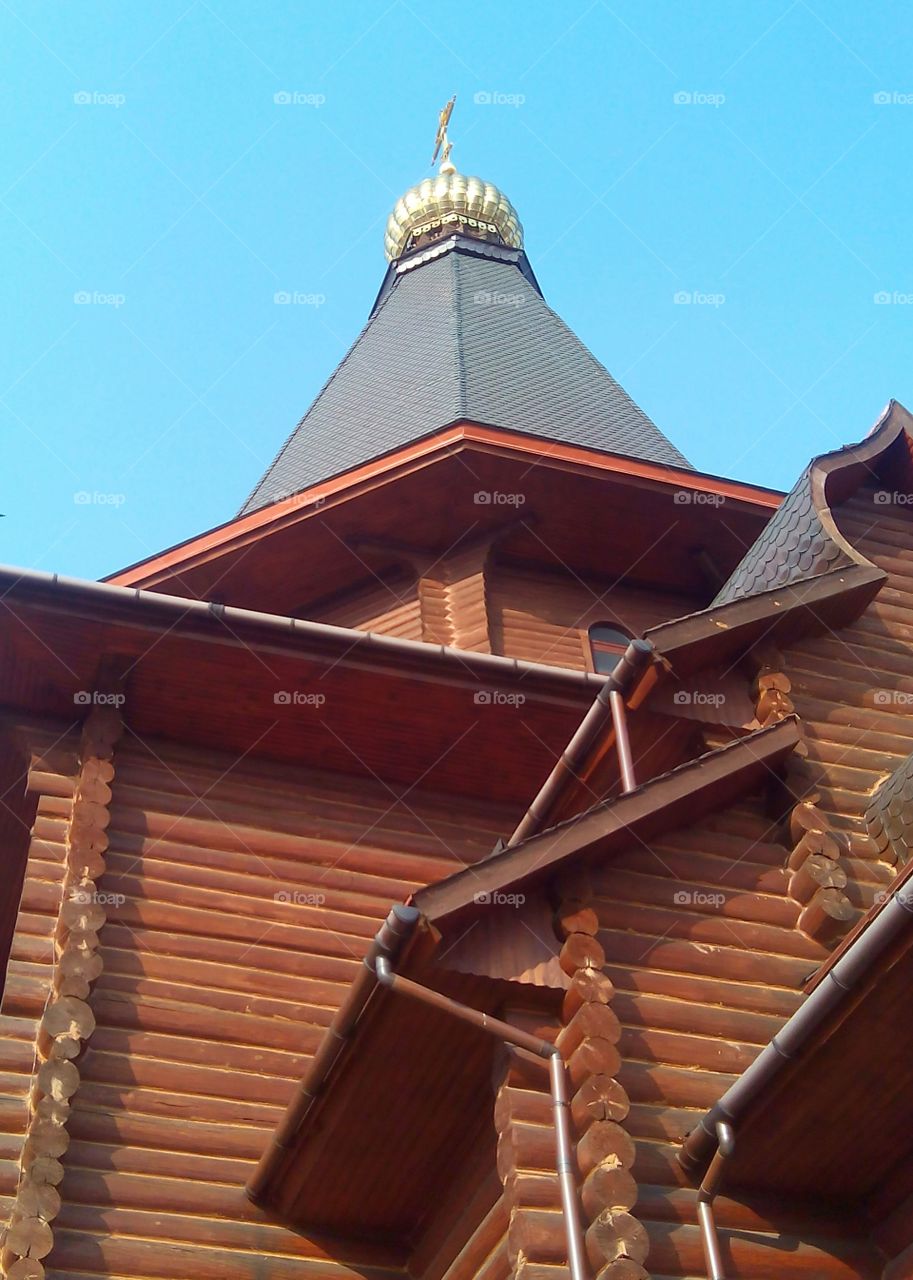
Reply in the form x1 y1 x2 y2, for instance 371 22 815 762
588 623 631 674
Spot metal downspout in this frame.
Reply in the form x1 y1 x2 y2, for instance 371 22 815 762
506 638 654 846
373 955 588 1280
696 1121 734 1280
608 688 636 794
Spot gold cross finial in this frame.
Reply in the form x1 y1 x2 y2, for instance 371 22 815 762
431 95 456 171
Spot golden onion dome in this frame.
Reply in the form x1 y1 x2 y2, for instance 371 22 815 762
384 166 524 262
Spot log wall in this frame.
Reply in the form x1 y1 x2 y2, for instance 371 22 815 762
3 731 512 1280
0 731 36 1008
488 569 695 671
0 725 81 1230
571 795 884 1279
312 557 696 668
314 572 424 641
0 711 124 1279
312 541 495 652
493 1022 565 1280
554 901 644 1280
7 481 911 1279
779 486 913 925
417 541 493 653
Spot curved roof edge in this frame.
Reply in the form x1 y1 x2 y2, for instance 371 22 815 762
714 399 913 606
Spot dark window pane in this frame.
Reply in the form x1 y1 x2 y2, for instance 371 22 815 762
588 624 631 673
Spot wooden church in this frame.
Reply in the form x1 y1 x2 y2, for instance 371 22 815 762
0 102 912 1280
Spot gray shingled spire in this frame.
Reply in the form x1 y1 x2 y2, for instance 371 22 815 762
241 237 691 515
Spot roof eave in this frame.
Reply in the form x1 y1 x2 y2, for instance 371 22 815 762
680 873 913 1180
0 562 607 701
532 563 884 832
414 717 801 926
647 561 887 676
107 423 782 589
714 398 913 607
250 718 801 1230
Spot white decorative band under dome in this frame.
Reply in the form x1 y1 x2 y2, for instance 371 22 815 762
384 171 523 262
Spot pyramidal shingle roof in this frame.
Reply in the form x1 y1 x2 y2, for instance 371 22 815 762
241 237 691 514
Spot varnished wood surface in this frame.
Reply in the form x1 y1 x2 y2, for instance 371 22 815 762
6 470 912 1279
106 429 775 608
311 556 696 673
33 736 510 1278
783 486 913 912
0 731 37 1006
588 798 884 1279
490 567 694 672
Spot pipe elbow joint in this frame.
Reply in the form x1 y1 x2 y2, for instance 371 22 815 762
716 1121 735 1159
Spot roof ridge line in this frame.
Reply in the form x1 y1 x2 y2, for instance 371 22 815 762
532 287 690 469
236 272 414 516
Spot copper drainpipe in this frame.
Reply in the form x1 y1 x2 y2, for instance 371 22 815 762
507 638 654 847
608 688 636 793
696 1121 734 1280
373 955 588 1280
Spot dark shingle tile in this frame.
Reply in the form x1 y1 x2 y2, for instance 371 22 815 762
241 239 691 514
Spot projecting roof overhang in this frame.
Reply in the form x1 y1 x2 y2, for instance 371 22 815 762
414 717 800 926
106 423 781 598
646 562 886 676
520 562 884 836
680 860 913 1228
249 719 801 1242
530 398 911 833
714 398 913 606
0 564 602 804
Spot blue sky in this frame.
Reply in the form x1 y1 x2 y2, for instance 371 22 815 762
3 0 912 579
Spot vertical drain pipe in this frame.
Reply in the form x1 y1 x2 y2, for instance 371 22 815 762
608 688 636 794
548 1050 587 1280
696 1121 734 1280
374 957 588 1280
507 638 654 846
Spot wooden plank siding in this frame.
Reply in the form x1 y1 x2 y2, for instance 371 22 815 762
313 573 424 641
780 486 913 912
40 737 513 1280
488 569 696 671
311 557 698 669
410 1161 508 1280
579 796 884 1279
